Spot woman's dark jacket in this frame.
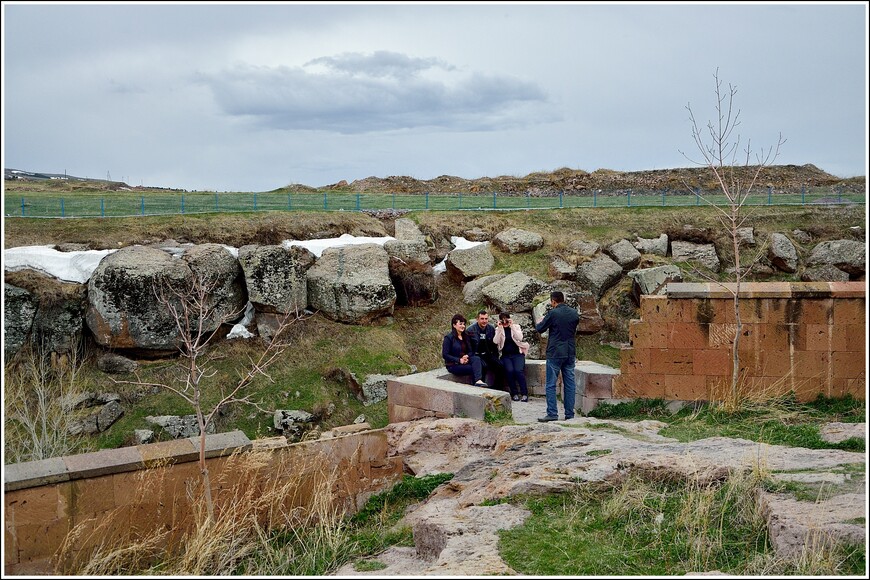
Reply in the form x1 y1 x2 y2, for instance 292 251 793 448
442 332 473 366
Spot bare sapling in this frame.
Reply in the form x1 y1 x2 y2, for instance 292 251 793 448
115 271 309 522
679 68 785 401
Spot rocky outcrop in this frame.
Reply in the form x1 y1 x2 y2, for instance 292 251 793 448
576 254 623 298
385 240 437 306
768 233 799 273
671 240 721 273
605 239 642 271
481 272 546 312
307 244 397 324
4 284 37 359
183 244 248 326
239 244 315 314
446 243 494 281
807 240 865 278
493 228 544 254
86 246 194 352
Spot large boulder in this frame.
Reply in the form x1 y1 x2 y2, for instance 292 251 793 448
394 218 426 242
238 244 316 314
549 256 577 281
576 255 623 298
493 228 544 254
5 271 86 356
806 240 865 277
384 239 437 306
481 272 546 312
86 246 194 352
446 243 494 281
767 233 799 273
801 264 850 283
566 239 600 258
532 291 605 336
307 244 396 324
633 234 669 256
671 241 721 273
182 244 248 325
627 265 683 305
4 284 37 359
463 274 507 305
605 239 642 271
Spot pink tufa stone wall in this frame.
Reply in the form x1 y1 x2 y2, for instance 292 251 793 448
612 282 866 402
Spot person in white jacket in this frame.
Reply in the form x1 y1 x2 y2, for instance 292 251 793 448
493 312 531 402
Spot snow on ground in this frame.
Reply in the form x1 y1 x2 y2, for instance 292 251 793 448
2 245 117 284
2 234 399 285
281 233 395 258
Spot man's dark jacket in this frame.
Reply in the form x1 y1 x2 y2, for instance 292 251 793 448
466 322 498 357
535 304 580 359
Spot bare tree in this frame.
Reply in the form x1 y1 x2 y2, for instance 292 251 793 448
116 271 309 522
679 68 786 400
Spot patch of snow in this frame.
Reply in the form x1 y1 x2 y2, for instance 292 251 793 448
3 245 116 283
433 237 486 274
281 233 395 258
227 301 255 339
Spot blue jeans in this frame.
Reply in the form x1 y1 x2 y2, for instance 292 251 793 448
447 355 483 383
502 354 528 397
545 357 576 419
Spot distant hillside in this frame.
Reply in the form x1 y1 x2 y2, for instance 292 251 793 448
6 164 865 196
280 164 865 196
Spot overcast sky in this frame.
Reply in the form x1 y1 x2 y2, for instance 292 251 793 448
2 2 867 192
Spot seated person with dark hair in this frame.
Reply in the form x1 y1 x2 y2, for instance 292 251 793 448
442 313 487 387
465 310 505 390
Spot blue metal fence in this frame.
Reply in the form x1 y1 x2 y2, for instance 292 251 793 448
5 186 864 218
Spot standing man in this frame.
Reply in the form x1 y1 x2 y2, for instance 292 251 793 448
466 310 505 390
534 291 580 421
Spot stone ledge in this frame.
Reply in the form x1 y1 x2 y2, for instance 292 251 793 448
665 281 865 300
388 369 512 421
4 430 252 492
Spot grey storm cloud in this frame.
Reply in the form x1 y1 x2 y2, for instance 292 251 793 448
202 51 552 133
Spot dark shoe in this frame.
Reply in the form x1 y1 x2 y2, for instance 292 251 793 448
474 380 488 387
511 395 520 402
521 395 529 402
537 415 558 422
565 415 575 420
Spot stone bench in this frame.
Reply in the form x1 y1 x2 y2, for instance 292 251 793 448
387 359 621 422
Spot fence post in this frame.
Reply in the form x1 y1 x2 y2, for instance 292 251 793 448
323 192 327 210
181 194 184 214
141 196 145 216
101 198 105 217
526 191 530 209
61 198 65 217
593 190 597 208
838 185 843 203
627 189 632 207
767 186 772 205
253 193 258 211
459 191 462 209
695 187 700 206
392 192 395 210
662 189 666 206
356 192 361 211
288 192 292 211
215 192 219 212
559 190 563 208
493 191 497 209
425 191 429 209
801 184 806 205
21 197 25 216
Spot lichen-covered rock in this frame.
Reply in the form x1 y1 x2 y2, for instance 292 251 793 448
807 240 865 277
605 239 642 271
183 244 248 325
633 234 669 256
238 244 315 314
493 228 544 254
549 256 576 281
671 241 721 273
627 265 683 304
768 233 799 273
385 240 437 306
463 274 507 305
576 255 623 298
801 264 850 282
481 272 546 312
394 218 426 241
446 243 494 281
4 284 37 359
307 244 396 324
86 246 194 351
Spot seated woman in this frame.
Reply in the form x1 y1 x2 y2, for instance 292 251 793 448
442 313 487 387
493 311 531 402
